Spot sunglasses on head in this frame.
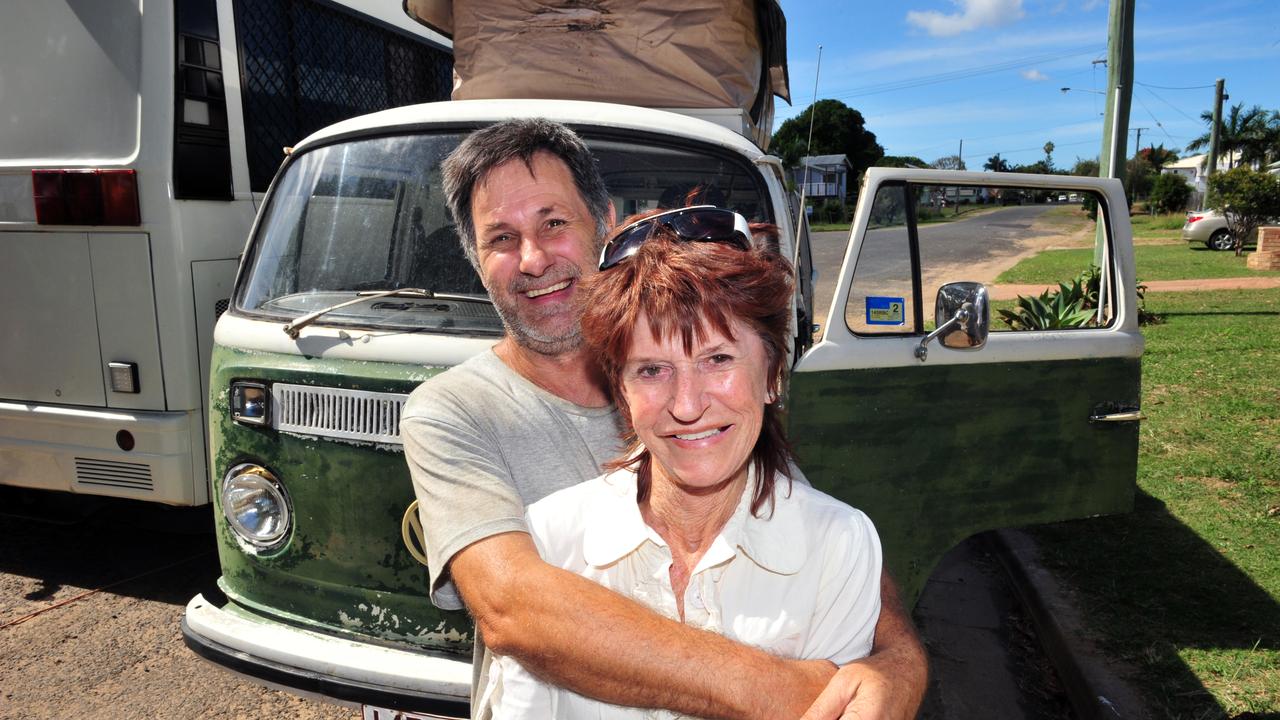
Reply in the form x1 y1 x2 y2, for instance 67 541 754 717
598 205 753 270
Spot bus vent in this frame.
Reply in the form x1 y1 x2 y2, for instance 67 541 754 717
74 457 154 491
214 298 230 319
272 384 407 445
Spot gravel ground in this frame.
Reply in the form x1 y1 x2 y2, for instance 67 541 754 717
0 492 357 720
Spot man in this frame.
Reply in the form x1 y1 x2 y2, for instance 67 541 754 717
402 118 927 720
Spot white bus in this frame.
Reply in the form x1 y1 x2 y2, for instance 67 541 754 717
0 0 452 506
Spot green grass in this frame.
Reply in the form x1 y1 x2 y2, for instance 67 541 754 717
1130 212 1187 242
996 244 1280 284
1030 288 1280 718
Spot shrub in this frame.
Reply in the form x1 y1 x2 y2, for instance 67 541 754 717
999 265 1159 329
1148 173 1192 215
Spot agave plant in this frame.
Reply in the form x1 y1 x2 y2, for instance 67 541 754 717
999 265 1101 330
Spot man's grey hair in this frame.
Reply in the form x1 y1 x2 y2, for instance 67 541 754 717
441 119 612 270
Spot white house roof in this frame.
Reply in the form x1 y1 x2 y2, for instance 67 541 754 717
1165 153 1231 171
800 154 850 167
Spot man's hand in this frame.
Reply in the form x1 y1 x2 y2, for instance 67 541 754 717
801 571 928 720
799 661 896 720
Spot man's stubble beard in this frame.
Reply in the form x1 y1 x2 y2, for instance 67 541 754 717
490 264 588 357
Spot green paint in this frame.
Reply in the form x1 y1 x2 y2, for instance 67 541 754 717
788 357 1141 605
209 344 471 651
209 341 1139 652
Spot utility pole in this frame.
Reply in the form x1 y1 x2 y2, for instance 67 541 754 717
1098 0 1134 186
1206 78 1226 208
1096 0 1134 268
956 139 964 215
1130 127 1149 201
1134 127 1148 157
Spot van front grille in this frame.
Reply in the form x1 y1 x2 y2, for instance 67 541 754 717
272 383 408 445
74 457 154 491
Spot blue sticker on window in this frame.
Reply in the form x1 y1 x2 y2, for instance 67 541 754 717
866 296 905 325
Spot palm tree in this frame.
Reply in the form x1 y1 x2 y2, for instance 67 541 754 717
1043 141 1055 171
984 154 1011 172
1186 103 1270 168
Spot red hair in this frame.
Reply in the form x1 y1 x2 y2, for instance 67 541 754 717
579 213 796 517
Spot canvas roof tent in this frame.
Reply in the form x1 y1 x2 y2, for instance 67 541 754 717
403 0 790 149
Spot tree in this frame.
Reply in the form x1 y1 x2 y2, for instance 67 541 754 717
771 100 885 196
1207 167 1280 255
983 154 1011 172
1070 157 1100 178
1043 141 1055 171
1186 103 1270 168
1148 173 1192 214
1125 156 1155 201
930 155 963 170
1138 144 1179 168
878 155 928 168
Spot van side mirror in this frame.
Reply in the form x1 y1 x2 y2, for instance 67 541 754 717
914 282 990 361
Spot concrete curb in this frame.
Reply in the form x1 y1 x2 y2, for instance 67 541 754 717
989 275 1280 300
989 529 1151 720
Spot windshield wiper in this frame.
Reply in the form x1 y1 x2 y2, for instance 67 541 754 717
283 288 492 338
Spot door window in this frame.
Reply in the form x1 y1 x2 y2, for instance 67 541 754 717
844 182 1114 336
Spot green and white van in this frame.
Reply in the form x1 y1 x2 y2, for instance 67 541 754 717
183 99 1142 717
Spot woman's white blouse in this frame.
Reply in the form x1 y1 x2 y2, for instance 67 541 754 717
480 466 883 719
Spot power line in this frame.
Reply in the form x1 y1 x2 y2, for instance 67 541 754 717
1135 80 1216 91
1140 85 1202 126
817 46 1104 100
1132 93 1176 145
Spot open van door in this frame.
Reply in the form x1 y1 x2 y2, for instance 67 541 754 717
788 168 1143 603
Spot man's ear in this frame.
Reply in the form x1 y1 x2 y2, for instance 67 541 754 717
605 200 617 232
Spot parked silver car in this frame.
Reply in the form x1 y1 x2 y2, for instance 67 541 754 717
1182 210 1236 251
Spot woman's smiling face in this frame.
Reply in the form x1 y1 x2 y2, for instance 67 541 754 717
621 312 770 493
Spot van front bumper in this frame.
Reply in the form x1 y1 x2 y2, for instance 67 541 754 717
182 593 471 717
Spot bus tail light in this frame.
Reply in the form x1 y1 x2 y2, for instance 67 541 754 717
32 169 141 226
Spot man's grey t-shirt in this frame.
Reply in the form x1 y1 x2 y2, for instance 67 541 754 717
401 348 624 610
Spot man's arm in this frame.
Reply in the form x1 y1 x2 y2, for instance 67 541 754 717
801 571 929 720
452 531 836 720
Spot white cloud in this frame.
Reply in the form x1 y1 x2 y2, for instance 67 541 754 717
1021 69 1049 81
906 0 1026 37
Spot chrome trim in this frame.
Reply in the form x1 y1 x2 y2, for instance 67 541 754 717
272 383 408 444
1088 410 1145 423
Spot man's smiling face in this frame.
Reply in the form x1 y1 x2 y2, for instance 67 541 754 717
471 152 606 356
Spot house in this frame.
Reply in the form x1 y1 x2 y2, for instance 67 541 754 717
791 154 851 202
1161 153 1235 195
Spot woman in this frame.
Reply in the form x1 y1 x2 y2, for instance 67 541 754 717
481 207 883 719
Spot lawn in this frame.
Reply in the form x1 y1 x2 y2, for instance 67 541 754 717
996 244 1280 284
1129 212 1187 243
1030 288 1280 718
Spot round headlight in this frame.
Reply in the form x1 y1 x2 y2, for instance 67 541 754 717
221 463 291 549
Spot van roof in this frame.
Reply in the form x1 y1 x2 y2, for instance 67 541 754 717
292 99 767 159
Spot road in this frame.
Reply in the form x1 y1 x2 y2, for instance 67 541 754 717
0 490 1070 719
808 203 1073 328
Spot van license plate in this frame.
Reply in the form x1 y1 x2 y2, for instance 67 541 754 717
362 706 457 720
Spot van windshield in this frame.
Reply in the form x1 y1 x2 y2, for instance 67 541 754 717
235 131 772 334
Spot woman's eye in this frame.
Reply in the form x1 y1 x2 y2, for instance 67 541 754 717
636 365 664 379
709 353 734 365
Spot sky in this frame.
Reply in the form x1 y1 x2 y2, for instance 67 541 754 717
774 0 1280 169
